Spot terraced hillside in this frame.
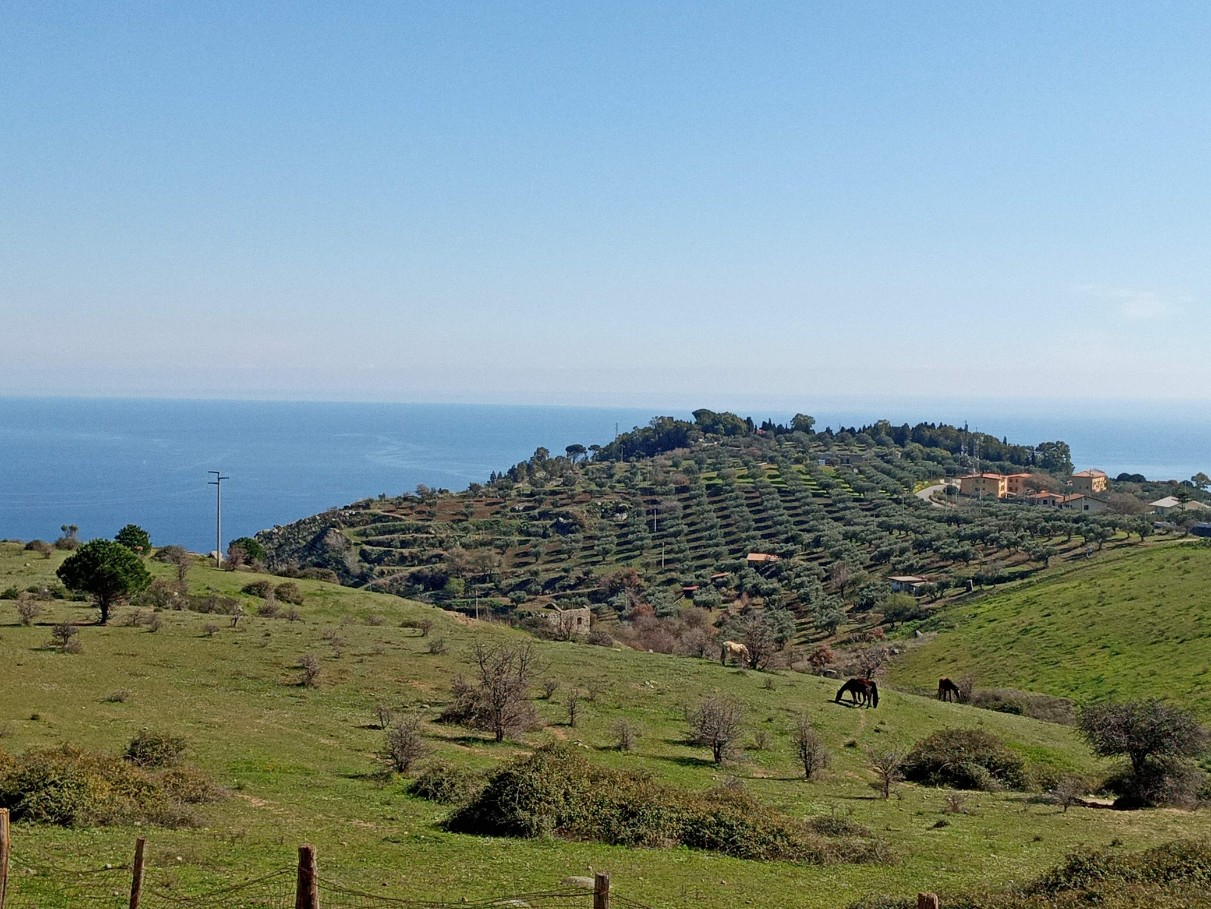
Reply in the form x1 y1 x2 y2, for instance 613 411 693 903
258 415 1161 642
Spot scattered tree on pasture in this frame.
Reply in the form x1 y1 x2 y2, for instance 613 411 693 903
1079 699 1209 807
440 642 542 742
791 713 830 781
687 694 744 764
56 538 152 624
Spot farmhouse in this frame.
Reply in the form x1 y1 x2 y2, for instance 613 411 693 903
518 603 592 638
746 552 781 564
888 575 928 593
1151 496 1211 516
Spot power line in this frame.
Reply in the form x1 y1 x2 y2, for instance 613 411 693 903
208 470 229 567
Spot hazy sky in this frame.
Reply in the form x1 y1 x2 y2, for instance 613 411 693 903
3 2 1209 406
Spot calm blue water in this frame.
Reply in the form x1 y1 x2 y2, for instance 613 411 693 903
1 397 1207 553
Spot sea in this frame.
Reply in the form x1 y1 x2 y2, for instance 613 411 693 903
1 396 1207 554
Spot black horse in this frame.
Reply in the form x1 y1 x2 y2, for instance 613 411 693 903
937 677 961 702
835 678 879 708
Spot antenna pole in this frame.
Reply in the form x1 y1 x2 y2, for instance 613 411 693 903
208 471 230 568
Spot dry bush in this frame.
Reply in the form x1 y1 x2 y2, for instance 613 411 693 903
687 695 744 764
297 653 321 687
380 714 432 774
792 713 831 781
14 595 42 626
612 719 638 752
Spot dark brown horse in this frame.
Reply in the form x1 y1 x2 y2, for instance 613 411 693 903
937 677 961 702
835 678 879 708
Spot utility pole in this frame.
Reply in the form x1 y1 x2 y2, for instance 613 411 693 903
208 470 229 568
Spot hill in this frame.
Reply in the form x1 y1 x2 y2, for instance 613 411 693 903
888 540 1211 717
1 541 1208 909
255 412 1166 655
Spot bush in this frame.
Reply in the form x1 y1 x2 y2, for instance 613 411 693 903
408 763 483 804
50 622 81 653
0 743 219 828
275 582 305 605
23 540 53 558
241 580 273 597
125 730 187 768
380 715 432 774
902 728 1027 791
13 595 42 626
445 746 889 864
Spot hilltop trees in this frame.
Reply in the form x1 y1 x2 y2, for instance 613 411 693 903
56 539 151 624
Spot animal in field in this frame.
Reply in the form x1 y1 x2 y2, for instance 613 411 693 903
937 677 961 702
835 677 879 708
720 640 750 666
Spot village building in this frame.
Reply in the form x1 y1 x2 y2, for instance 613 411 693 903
958 473 1008 498
1070 469 1108 494
1150 496 1211 516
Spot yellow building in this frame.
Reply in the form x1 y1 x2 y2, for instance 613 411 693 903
1004 473 1032 497
1071 469 1108 493
958 473 1008 498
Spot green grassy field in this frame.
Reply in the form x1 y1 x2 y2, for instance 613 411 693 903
888 540 1211 717
2 542 1208 908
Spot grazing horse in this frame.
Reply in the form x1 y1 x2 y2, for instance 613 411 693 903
937 677 961 702
720 640 750 666
835 678 879 708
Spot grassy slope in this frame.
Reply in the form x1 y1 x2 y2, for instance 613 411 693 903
1 543 1208 909
888 540 1211 717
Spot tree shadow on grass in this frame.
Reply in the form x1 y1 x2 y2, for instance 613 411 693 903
658 754 720 769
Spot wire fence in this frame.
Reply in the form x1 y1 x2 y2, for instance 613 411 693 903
0 819 662 909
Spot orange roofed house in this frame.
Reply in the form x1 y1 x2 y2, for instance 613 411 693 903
958 473 1008 498
1070 469 1108 494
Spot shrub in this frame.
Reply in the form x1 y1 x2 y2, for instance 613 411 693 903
125 730 187 768
14 595 42 626
275 582 305 605
902 728 1027 791
427 636 448 655
103 688 132 704
791 713 831 781
380 715 432 775
50 622 81 653
23 540 53 558
241 580 273 597
0 743 219 828
297 653 321 687
408 763 482 804
612 719 639 752
445 745 889 864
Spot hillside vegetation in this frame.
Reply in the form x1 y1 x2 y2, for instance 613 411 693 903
889 541 1211 717
255 413 1176 653
1 542 1208 909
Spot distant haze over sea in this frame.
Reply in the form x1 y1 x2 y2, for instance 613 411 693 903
1 396 1206 554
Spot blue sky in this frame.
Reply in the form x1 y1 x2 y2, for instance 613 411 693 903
3 2 1209 406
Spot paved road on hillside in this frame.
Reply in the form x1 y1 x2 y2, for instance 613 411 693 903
916 484 949 507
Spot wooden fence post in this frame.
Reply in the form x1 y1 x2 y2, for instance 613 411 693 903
917 894 939 909
593 872 610 909
0 808 10 909
129 837 146 909
295 844 318 909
